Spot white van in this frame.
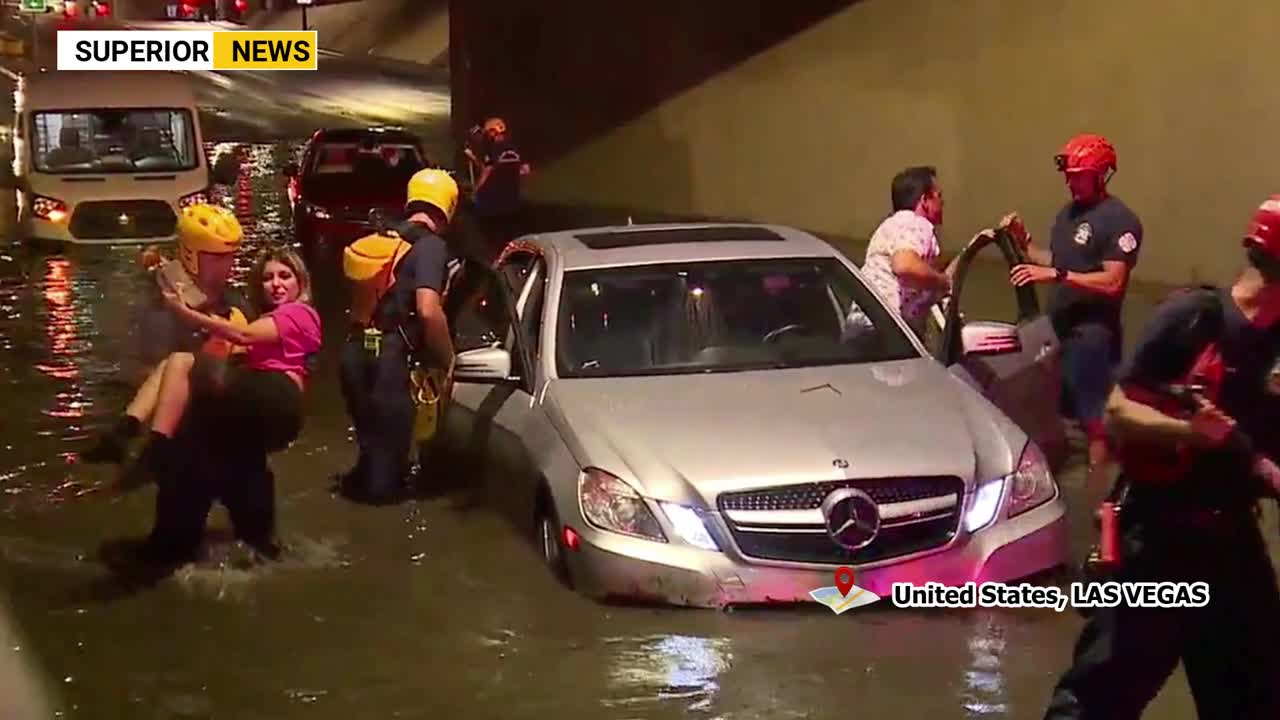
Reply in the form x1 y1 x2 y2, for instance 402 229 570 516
12 70 234 245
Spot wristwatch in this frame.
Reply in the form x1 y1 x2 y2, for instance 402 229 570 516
1054 267 1068 283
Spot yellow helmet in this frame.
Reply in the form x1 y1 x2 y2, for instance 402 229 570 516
406 168 459 224
177 203 243 276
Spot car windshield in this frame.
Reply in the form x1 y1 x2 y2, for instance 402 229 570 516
555 258 920 377
33 108 198 174
306 141 426 184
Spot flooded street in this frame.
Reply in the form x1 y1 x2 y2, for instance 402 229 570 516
0 34 1259 720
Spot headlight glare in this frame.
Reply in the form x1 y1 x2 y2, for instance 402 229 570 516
964 478 1004 532
658 502 719 550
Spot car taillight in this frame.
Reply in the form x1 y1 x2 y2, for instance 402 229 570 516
33 195 68 222
234 0 246 10
95 3 110 16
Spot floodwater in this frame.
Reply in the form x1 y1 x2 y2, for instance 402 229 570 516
0 28 1255 720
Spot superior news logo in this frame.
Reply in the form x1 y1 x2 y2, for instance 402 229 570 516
809 565 882 614
58 30 317 71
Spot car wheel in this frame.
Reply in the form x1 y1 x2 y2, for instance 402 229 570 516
536 496 573 589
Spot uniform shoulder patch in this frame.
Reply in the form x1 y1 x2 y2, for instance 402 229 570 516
1117 231 1138 253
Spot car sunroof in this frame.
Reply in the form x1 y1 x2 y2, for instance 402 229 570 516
575 226 785 250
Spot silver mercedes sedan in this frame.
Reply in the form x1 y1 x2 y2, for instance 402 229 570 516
437 223 1069 608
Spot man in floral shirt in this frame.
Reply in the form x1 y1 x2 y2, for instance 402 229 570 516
858 166 952 336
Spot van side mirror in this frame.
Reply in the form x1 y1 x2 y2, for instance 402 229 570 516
961 321 1022 357
209 152 240 186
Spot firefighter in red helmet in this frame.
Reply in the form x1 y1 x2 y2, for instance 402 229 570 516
1042 196 1280 719
1000 133 1142 487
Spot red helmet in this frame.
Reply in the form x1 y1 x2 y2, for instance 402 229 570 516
1055 133 1117 177
1244 195 1280 259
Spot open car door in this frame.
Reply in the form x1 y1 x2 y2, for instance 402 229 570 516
930 230 1069 471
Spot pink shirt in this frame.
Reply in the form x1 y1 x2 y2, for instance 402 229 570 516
245 302 322 377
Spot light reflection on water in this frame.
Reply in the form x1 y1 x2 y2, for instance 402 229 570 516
605 634 732 713
962 615 1010 717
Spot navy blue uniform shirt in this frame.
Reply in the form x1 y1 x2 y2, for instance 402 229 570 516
473 138 524 215
1119 287 1280 506
373 227 451 350
1047 195 1143 339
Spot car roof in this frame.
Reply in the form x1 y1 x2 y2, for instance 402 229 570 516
522 223 843 271
309 127 422 145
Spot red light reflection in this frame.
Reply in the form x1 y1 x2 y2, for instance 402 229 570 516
37 258 86 421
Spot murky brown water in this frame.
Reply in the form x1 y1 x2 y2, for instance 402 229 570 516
0 35 1253 719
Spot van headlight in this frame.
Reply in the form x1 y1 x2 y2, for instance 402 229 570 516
1007 441 1056 517
658 502 720 551
32 194 67 223
578 468 666 542
179 190 210 209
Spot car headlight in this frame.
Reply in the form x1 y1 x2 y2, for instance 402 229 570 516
963 440 1057 533
303 202 331 220
964 477 1005 532
658 502 719 551
179 190 210 209
578 468 666 542
1007 440 1056 518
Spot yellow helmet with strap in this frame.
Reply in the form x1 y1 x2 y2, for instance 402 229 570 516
177 203 243 277
406 168 459 224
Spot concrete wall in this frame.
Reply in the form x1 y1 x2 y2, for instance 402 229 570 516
452 0 1280 286
251 0 446 67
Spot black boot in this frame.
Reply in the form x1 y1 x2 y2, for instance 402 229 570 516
82 415 142 464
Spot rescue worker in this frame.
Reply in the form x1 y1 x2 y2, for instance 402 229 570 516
1042 196 1280 719
83 203 250 465
336 168 460 504
1002 133 1143 484
145 246 320 565
464 117 531 256
859 165 952 337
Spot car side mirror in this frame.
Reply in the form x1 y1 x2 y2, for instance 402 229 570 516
961 321 1022 357
452 346 516 383
209 152 240 186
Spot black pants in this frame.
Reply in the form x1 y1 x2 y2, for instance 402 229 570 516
147 365 301 561
338 331 414 501
1044 502 1280 719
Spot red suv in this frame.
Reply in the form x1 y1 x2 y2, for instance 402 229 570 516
285 127 432 249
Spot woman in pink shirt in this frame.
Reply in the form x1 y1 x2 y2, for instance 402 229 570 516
139 248 322 472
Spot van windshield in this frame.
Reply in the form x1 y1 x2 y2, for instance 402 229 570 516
32 108 199 174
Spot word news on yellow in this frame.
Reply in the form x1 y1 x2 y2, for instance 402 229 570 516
58 30 318 71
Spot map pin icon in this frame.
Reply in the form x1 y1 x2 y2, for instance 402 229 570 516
834 566 855 597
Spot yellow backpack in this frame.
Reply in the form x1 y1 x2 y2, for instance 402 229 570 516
343 230 451 443
343 231 413 328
